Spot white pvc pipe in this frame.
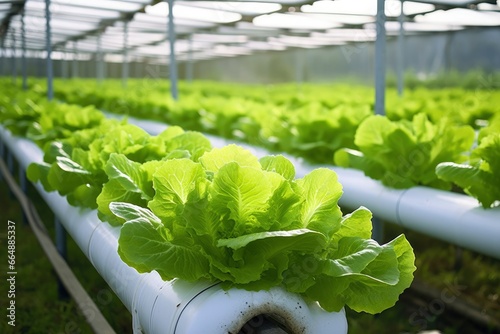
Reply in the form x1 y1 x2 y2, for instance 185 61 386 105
117 115 500 260
0 126 348 334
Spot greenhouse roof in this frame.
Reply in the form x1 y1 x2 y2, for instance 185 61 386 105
0 0 499 62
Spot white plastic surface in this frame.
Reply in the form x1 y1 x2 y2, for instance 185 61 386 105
0 126 349 333
173 285 347 334
398 187 500 258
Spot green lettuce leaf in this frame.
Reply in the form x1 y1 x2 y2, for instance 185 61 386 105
199 144 261 173
296 168 343 237
209 162 273 236
340 235 416 313
436 133 500 207
97 154 160 225
118 215 211 282
338 113 475 189
259 155 296 180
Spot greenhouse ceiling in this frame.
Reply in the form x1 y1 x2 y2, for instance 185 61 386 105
0 0 499 63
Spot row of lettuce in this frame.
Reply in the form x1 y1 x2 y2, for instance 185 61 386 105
40 78 500 208
0 86 415 315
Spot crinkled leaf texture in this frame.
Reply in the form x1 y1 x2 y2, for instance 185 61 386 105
114 203 211 281
436 133 500 208
336 113 475 190
114 146 416 314
97 154 161 225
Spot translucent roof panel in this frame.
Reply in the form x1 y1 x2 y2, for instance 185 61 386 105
415 8 500 26
126 47 168 57
302 0 375 16
29 0 145 12
412 0 480 5
8 34 68 49
386 1 436 17
311 29 376 42
113 18 208 36
133 40 214 57
244 40 287 51
2 0 496 64
25 1 122 19
78 37 124 49
364 21 464 33
242 0 307 4
108 0 151 4
302 0 435 17
217 25 281 38
191 33 248 43
268 35 338 48
287 35 348 45
176 39 214 51
21 12 111 25
320 28 376 38
133 12 216 28
295 13 375 25
210 44 253 56
74 41 123 53
102 30 166 46
145 2 242 24
0 3 12 11
253 13 342 30
44 18 100 31
9 15 99 33
176 1 281 16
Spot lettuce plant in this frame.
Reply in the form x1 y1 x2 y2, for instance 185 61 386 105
436 133 500 208
334 113 475 189
27 120 211 209
110 145 416 314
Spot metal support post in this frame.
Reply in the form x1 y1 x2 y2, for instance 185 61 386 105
72 41 78 78
374 0 386 115
371 217 385 244
21 11 27 90
0 37 4 76
97 34 103 84
122 21 129 88
37 51 43 77
61 52 68 79
7 150 14 199
186 35 193 83
102 51 107 81
18 165 28 225
397 0 405 96
167 0 178 100
11 28 17 86
295 48 306 89
55 217 69 299
45 0 54 100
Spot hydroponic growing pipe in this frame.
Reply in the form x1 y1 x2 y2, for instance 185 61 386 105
0 126 348 334
124 116 500 260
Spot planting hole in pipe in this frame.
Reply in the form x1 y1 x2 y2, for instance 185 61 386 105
237 314 290 334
